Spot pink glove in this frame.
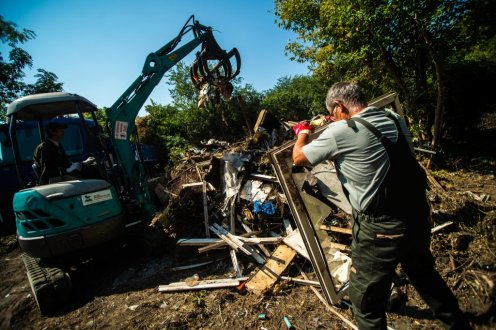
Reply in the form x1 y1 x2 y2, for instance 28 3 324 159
292 121 314 136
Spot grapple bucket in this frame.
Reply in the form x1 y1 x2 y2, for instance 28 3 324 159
190 30 241 106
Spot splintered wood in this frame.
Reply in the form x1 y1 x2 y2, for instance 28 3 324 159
245 244 297 295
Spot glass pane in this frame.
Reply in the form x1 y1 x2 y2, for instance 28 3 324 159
61 123 83 156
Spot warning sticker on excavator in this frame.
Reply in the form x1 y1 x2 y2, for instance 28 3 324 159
82 189 113 206
115 121 128 140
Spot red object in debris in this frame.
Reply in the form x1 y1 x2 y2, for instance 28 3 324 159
236 281 247 293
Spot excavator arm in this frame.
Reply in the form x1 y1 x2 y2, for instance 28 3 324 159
105 16 240 217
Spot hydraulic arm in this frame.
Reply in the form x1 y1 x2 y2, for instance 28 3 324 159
105 16 240 217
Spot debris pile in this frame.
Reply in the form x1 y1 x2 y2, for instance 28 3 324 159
150 108 356 323
149 101 495 328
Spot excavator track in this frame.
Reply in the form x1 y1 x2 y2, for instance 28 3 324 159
22 253 72 315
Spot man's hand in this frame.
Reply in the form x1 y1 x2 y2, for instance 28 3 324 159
292 121 314 136
82 156 96 165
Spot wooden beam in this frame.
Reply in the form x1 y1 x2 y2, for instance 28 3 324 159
245 244 297 296
282 229 310 261
330 242 350 251
280 276 320 287
158 277 249 292
241 237 282 244
253 108 267 133
420 164 446 193
319 225 352 235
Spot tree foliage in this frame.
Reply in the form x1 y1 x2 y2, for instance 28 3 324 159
23 69 64 95
0 16 35 119
274 0 496 148
261 75 327 121
0 17 64 121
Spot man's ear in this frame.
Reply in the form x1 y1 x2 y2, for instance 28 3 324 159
340 105 350 117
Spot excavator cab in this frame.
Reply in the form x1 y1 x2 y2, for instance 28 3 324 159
7 93 126 257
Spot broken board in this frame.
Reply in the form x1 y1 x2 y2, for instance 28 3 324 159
245 244 297 296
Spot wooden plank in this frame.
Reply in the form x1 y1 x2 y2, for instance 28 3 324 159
253 108 267 133
420 164 446 193
280 276 320 287
182 182 204 188
330 242 350 251
158 277 248 292
245 244 297 296
431 221 454 234
282 229 310 261
240 237 281 244
319 225 352 235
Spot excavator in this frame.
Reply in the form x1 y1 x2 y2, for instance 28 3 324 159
6 16 240 314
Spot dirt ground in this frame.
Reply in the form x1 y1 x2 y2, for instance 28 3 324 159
1 120 495 330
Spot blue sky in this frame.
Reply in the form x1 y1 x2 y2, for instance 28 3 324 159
1 0 310 116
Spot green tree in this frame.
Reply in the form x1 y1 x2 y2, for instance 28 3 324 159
0 16 35 120
166 62 198 111
23 68 63 95
274 0 495 149
261 75 327 121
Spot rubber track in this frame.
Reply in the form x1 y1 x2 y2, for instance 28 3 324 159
22 253 71 314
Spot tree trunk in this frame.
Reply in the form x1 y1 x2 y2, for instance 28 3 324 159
368 30 416 117
413 28 432 144
431 59 445 150
415 17 446 151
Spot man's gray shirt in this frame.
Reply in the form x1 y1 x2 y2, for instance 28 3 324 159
302 106 412 212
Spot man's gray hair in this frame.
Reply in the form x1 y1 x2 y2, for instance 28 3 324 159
325 82 367 109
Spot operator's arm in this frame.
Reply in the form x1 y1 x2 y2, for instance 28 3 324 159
293 134 312 166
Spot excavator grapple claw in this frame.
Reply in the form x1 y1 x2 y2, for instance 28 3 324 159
190 32 241 107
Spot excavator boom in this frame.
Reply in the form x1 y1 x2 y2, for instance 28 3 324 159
105 16 240 216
